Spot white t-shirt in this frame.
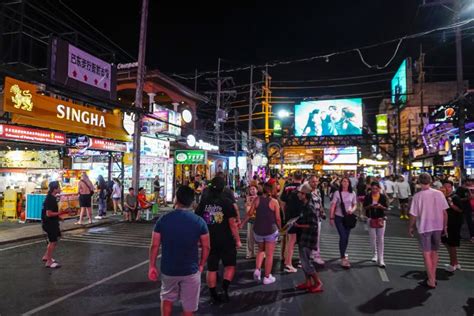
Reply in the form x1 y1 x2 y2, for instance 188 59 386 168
385 180 395 194
409 188 449 234
396 181 411 199
331 191 357 217
112 183 121 199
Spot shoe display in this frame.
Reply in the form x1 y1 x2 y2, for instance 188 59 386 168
253 269 261 281
263 274 276 285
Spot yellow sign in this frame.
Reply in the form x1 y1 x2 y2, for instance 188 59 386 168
3 77 130 142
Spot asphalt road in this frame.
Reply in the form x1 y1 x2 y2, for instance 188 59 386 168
0 201 473 316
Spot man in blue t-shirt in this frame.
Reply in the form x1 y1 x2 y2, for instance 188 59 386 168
149 186 210 316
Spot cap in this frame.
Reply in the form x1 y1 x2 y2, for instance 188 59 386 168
297 183 312 194
211 176 225 191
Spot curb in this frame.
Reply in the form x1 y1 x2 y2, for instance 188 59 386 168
0 219 121 246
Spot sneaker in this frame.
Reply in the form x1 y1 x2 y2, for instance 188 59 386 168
455 264 462 270
341 258 351 269
403 215 410 220
313 257 325 265
296 282 311 290
378 262 386 269
94 216 102 220
444 264 459 272
308 284 324 293
371 255 378 262
263 274 276 285
253 269 261 281
284 265 297 273
399 215 404 219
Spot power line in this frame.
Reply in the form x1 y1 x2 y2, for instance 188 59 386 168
170 18 474 80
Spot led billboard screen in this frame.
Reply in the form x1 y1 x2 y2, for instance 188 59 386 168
294 98 363 136
391 59 407 105
323 146 358 164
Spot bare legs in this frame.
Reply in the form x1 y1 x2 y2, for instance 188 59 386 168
43 241 57 266
284 233 297 268
422 251 439 287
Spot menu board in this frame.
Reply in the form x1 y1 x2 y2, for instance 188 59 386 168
0 150 61 168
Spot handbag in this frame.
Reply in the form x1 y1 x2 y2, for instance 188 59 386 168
369 217 384 229
340 191 357 229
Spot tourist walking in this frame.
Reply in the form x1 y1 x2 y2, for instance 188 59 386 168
409 173 449 289
364 181 388 268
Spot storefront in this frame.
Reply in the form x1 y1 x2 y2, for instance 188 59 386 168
174 149 208 185
0 77 130 220
358 158 389 177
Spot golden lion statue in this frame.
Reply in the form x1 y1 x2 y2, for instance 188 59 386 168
10 84 33 111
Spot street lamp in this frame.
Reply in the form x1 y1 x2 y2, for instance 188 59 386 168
277 109 290 119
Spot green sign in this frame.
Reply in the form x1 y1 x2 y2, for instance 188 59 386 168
274 119 282 137
174 150 207 164
376 114 388 134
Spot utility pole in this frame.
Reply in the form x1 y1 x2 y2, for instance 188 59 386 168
194 68 198 92
216 58 222 148
262 65 272 143
234 109 239 187
408 119 413 181
418 45 425 133
455 0 465 179
132 0 149 192
248 65 254 180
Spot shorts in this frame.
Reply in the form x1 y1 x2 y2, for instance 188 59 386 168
42 223 61 242
112 197 121 201
254 230 279 243
207 246 237 271
419 230 442 252
443 215 463 247
79 194 92 208
399 198 409 204
161 271 201 312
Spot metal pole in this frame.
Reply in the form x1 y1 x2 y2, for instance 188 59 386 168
234 109 239 187
194 68 198 92
455 0 465 179
216 58 221 148
248 65 253 179
132 0 149 192
418 46 425 133
408 119 412 181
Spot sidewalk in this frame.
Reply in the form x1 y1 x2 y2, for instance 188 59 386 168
0 206 174 245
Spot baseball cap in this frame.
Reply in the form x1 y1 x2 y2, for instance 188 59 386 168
297 183 312 194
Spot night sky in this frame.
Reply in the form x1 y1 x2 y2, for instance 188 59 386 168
59 0 473 126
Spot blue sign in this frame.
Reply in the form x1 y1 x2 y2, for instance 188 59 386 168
464 143 474 168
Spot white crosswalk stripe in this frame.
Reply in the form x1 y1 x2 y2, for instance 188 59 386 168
62 223 474 271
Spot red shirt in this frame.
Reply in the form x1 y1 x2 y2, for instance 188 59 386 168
138 193 148 208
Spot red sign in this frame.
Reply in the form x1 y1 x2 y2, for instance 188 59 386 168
0 124 66 145
89 137 127 152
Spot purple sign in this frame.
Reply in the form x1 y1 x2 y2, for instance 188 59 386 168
68 44 111 92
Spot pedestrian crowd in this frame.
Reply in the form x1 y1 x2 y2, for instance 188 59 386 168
39 169 474 316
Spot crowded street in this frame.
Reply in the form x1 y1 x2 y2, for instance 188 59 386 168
1 1 474 315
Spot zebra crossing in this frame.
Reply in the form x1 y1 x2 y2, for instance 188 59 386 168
62 222 474 272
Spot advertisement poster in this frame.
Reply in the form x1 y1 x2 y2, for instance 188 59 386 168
376 114 388 134
323 147 358 164
294 98 363 136
0 150 61 168
391 59 407 105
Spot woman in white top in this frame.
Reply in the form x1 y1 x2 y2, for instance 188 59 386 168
329 177 357 268
112 178 123 215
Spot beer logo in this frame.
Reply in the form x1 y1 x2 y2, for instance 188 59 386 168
10 84 33 111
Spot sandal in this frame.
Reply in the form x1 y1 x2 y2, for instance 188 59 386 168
74 222 82 225
46 262 61 269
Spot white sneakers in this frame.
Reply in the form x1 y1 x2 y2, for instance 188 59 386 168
94 216 102 220
253 269 276 285
284 265 297 273
445 264 462 272
253 269 261 281
371 254 378 262
263 274 276 285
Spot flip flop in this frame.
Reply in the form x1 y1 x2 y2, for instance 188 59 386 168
418 279 436 289
46 262 61 269
74 222 82 225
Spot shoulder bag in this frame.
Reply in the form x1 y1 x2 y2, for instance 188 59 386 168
340 191 357 229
